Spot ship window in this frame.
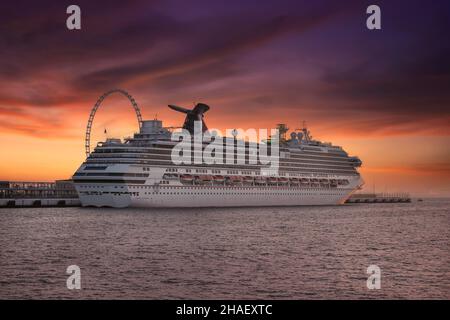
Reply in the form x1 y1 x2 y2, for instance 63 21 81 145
85 166 108 170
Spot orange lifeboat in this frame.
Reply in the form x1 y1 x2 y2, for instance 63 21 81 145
268 177 278 184
226 176 243 185
196 175 213 184
163 173 179 180
254 177 267 185
300 178 309 184
278 177 289 184
290 178 300 185
213 175 224 183
180 174 193 183
243 176 254 184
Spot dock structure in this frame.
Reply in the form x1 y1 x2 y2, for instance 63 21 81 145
0 180 80 208
346 192 411 204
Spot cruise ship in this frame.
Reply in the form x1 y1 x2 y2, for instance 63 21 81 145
72 103 363 207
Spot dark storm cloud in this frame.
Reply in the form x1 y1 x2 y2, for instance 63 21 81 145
0 1 175 97
1 2 172 67
0 0 349 110
72 8 341 91
320 52 450 115
338 1 449 122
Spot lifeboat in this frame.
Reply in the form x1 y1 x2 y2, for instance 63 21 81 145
300 178 309 184
213 175 225 183
226 176 243 185
330 179 338 187
254 177 267 184
278 177 289 184
268 177 278 184
196 175 213 184
180 174 193 183
243 176 254 184
163 173 179 180
290 178 300 185
319 178 329 184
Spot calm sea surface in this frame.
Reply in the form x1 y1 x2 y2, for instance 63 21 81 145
1 199 449 299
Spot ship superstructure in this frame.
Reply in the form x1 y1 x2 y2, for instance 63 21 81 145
72 103 363 208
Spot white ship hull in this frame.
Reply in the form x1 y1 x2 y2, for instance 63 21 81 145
77 187 356 208
74 172 362 208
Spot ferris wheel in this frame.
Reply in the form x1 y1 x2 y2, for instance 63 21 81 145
85 89 142 158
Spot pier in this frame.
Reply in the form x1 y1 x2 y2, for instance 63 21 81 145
0 180 80 208
346 193 411 203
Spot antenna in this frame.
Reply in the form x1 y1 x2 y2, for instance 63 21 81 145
297 120 311 142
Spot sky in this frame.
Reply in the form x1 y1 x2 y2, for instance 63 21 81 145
0 0 449 197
